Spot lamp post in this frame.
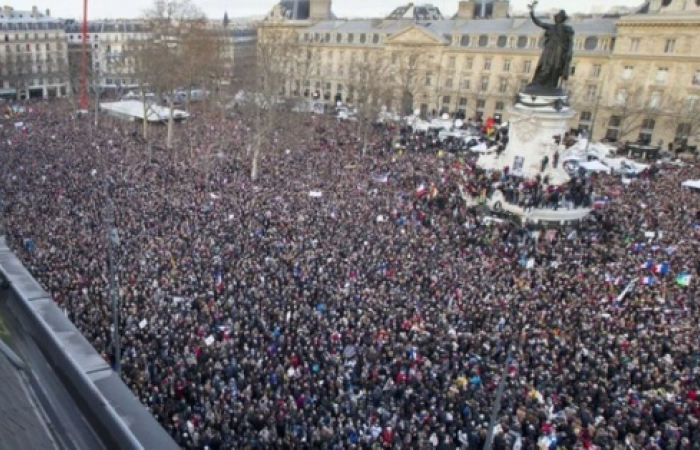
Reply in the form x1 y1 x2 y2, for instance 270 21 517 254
105 178 121 376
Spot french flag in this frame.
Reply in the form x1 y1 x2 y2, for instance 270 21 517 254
415 183 427 197
214 271 224 292
640 259 654 270
631 242 645 252
654 262 669 276
640 276 655 285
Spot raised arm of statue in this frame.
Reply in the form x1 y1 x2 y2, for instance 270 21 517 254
530 9 549 29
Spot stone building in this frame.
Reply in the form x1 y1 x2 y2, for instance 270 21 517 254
0 5 70 99
258 0 700 145
64 20 149 94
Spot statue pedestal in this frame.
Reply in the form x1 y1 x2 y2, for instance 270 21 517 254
478 91 575 185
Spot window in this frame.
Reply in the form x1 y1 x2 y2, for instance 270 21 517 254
591 64 601 78
685 95 699 111
523 60 532 74
478 35 488 47
460 35 470 47
442 95 451 106
497 36 507 48
460 78 470 90
656 68 668 83
465 57 473 70
580 111 592 122
476 99 486 109
495 101 504 111
517 36 528 48
445 76 454 88
459 97 467 108
498 78 509 93
484 58 491 70
641 118 656 131
347 34 354 44
649 91 661 108
586 85 597 102
676 123 692 139
314 33 320 42
448 56 456 69
664 39 675 53
480 76 489 91
570 65 576 76
503 59 511 72
605 129 619 141
622 66 633 80
630 38 640 52
584 37 598 51
372 34 379 44
615 89 627 105
359 33 366 44
336 33 341 43
608 115 622 127
692 70 700 86
425 72 433 86
519 78 528 91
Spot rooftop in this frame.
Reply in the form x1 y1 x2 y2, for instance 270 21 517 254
386 3 444 21
304 16 617 36
0 6 59 22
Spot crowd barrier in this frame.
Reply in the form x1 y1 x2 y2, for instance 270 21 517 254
0 239 179 450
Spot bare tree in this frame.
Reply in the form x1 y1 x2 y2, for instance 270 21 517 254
663 94 700 151
347 50 392 151
138 0 208 149
391 49 429 116
242 25 297 180
289 43 322 100
4 52 34 100
602 86 669 143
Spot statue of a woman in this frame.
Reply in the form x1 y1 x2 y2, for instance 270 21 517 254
527 1 574 91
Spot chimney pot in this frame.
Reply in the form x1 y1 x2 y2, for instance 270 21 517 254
46 8 50 16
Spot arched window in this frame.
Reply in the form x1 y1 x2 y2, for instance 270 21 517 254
497 35 507 48
584 37 598 50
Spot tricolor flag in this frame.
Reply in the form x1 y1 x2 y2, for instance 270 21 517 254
640 276 655 285
640 259 654 270
654 262 669 276
415 183 427 197
214 270 223 292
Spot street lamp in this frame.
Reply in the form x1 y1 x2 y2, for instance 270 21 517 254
104 177 121 376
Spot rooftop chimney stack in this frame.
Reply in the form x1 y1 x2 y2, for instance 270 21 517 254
32 5 38 17
46 9 50 16
456 1 475 19
3 6 13 17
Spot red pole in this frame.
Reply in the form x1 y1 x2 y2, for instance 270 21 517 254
80 0 88 109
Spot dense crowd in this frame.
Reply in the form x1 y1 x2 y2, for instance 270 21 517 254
2 98 700 450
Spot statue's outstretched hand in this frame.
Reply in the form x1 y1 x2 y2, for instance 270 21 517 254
528 1 538 11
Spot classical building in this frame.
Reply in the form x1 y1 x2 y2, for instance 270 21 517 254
259 0 700 145
0 5 70 99
64 20 149 93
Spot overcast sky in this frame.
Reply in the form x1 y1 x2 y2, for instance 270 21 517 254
39 0 647 21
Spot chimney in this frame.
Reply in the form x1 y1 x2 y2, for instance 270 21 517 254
3 6 12 17
456 1 475 20
46 9 50 16
32 5 38 17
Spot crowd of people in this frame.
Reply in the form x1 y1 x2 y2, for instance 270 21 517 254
2 98 700 449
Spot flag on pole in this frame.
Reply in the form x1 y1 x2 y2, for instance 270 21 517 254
676 272 692 287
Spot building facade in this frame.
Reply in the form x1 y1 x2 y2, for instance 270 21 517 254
259 0 700 145
0 5 70 99
64 20 149 93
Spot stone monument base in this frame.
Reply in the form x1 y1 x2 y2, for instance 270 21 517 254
478 89 576 185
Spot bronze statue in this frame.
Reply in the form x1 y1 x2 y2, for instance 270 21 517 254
527 1 574 91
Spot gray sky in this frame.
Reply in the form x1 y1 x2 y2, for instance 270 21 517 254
40 0 646 21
